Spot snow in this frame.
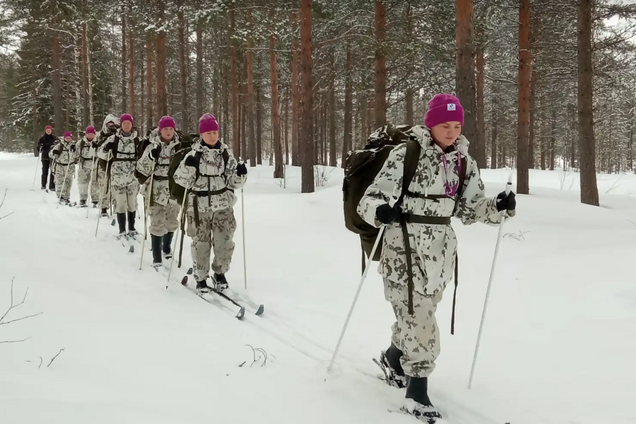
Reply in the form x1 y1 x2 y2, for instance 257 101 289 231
1 152 635 424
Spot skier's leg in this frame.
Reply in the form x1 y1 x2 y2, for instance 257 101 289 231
210 208 237 275
187 211 213 283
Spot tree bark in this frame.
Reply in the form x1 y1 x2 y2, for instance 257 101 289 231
577 0 599 205
196 18 203 123
517 0 531 195
229 11 239 156
128 13 135 119
300 0 314 193
246 9 256 167
456 0 482 167
145 15 154 130
81 0 89 125
491 94 498 169
156 1 167 118
291 10 300 167
51 31 63 133
374 0 387 127
256 84 262 165
270 9 283 177
121 13 127 113
329 48 336 167
342 46 353 168
476 46 486 167
178 3 189 133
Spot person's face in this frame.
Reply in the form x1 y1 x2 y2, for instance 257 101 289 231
121 121 133 133
64 136 72 142
201 131 219 145
160 127 175 141
430 121 462 148
45 128 52 135
86 133 95 141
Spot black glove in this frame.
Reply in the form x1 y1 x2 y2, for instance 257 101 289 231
102 142 113 152
376 203 401 224
184 155 198 167
70 145 76 152
496 191 516 212
236 162 247 176
150 145 161 160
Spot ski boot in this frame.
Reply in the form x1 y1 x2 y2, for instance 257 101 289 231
151 235 162 270
196 280 212 293
127 211 139 238
92 202 98 209
401 377 442 424
374 344 407 389
79 199 87 208
162 232 174 259
213 273 229 291
100 208 109 217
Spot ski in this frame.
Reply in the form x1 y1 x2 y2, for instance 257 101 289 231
186 267 264 316
181 276 245 320
115 234 135 253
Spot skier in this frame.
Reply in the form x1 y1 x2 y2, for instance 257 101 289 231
357 94 517 422
172 113 247 291
136 116 182 269
76 126 99 208
37 125 57 191
95 114 120 217
97 113 141 239
48 131 77 205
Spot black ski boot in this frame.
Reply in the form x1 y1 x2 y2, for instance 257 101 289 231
116 213 127 237
162 232 174 259
151 235 162 269
213 273 229 291
402 377 442 423
375 343 407 389
79 199 87 208
101 208 108 217
127 211 138 237
196 280 211 293
92 201 98 208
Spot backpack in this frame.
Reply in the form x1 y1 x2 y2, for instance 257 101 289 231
134 137 153 185
167 136 229 206
343 124 420 262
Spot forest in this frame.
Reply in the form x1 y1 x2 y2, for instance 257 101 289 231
0 0 635 204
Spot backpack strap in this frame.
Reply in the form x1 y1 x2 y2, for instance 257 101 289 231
397 139 421 316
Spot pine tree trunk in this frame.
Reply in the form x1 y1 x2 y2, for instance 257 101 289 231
300 0 314 193
270 10 283 177
128 19 135 119
578 0 599 205
342 46 353 168
256 84 262 165
374 0 387 127
81 0 89 126
229 11 240 156
51 32 63 133
491 93 498 169
121 13 127 112
145 25 154 130
156 1 167 118
196 19 203 123
291 11 300 167
476 46 486 167
178 4 189 133
284 89 289 165
550 107 556 171
517 0 531 195
246 9 256 166
456 0 482 167
540 100 547 171
329 49 336 167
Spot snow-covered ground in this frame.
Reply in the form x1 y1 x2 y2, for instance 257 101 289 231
1 152 635 424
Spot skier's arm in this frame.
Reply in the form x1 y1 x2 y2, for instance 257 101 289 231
173 152 197 190
37 136 44 152
97 136 115 161
454 158 514 226
136 141 159 177
357 144 406 228
223 154 247 190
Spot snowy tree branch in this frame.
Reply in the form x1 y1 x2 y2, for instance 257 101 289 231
0 278 42 344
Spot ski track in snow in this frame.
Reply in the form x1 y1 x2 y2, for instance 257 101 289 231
1 152 635 424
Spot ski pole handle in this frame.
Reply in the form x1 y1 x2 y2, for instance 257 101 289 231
505 173 513 195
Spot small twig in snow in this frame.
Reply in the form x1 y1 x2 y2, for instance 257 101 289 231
0 337 31 344
38 356 43 368
0 279 43 326
47 348 65 368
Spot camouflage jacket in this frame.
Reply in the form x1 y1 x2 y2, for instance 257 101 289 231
357 125 511 297
76 137 97 169
172 140 247 213
97 129 140 188
49 139 78 166
137 131 181 207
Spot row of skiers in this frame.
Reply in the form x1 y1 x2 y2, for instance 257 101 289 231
37 112 248 293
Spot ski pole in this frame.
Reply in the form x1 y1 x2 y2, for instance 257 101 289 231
139 167 155 270
56 149 72 208
168 190 188 283
241 187 247 289
86 155 97 218
467 173 513 390
31 152 40 191
326 225 386 376
95 161 111 238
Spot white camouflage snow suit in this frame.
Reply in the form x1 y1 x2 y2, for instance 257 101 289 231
172 140 247 283
49 138 78 202
76 136 99 205
358 125 513 378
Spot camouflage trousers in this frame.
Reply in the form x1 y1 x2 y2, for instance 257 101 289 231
186 208 237 282
112 181 139 213
384 278 444 378
96 166 111 208
54 164 75 201
148 202 180 237
77 161 99 203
